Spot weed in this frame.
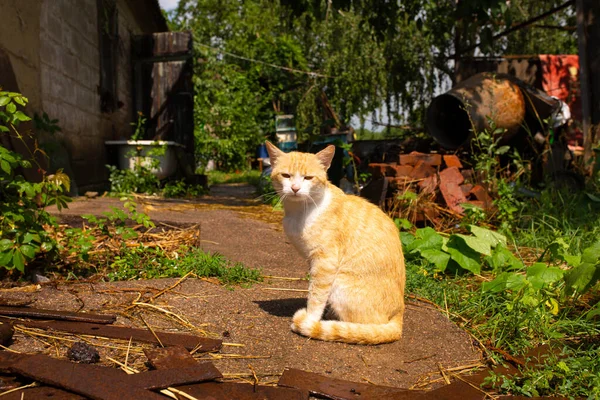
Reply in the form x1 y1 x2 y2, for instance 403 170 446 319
107 246 262 286
162 179 208 198
130 112 147 141
207 170 262 186
0 90 71 272
107 164 160 195
404 223 600 397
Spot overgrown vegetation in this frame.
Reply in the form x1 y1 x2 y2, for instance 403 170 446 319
0 90 259 287
0 90 71 272
167 0 575 171
397 120 600 396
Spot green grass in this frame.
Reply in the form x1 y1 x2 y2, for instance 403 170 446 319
404 184 600 398
107 245 262 286
406 259 600 397
509 189 600 254
207 170 262 186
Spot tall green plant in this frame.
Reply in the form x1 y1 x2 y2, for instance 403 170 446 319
0 90 71 272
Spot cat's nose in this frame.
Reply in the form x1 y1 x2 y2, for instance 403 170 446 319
291 185 300 193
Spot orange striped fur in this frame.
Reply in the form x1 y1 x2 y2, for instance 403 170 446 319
266 141 405 345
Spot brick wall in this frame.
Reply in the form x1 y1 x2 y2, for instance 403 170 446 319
39 0 147 193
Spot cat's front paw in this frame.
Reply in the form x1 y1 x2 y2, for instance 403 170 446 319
291 308 308 332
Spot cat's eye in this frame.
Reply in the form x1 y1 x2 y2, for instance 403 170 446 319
281 173 291 178
304 176 314 180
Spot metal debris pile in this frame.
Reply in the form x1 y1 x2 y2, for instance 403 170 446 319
363 151 494 227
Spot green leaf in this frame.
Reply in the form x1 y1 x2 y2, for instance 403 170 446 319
526 263 564 290
14 111 30 122
0 125 9 132
23 232 40 244
505 273 528 292
408 227 443 253
12 96 25 106
446 237 482 274
585 302 600 320
420 249 450 271
581 240 600 264
0 160 10 175
484 244 522 271
0 239 13 252
0 96 10 106
585 192 600 202
0 250 13 266
496 145 510 155
5 102 16 114
468 225 507 248
482 272 509 293
20 244 37 259
400 232 415 249
564 263 600 295
454 234 491 256
41 242 54 252
12 250 25 272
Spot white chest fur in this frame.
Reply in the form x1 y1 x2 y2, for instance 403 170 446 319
282 189 331 257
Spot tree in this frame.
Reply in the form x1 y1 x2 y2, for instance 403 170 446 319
167 0 579 171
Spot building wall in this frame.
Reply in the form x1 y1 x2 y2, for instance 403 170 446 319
0 1 43 111
39 0 155 192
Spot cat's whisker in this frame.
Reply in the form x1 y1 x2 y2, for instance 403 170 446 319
306 194 318 209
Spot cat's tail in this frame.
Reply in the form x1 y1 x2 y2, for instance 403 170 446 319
291 309 403 345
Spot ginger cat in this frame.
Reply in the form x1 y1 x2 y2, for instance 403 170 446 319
265 141 405 344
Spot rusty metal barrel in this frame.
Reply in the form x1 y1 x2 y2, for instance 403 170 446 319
426 73 527 149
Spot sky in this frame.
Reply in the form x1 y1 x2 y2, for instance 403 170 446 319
158 0 178 11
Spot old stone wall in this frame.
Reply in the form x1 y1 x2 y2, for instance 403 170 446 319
0 1 43 110
39 0 152 193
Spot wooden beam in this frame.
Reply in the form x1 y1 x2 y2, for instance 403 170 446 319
577 0 600 170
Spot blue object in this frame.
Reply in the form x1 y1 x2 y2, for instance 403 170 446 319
257 144 269 159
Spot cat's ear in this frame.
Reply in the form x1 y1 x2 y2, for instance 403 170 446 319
265 141 284 166
316 145 336 170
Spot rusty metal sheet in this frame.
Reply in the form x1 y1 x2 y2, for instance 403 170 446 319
0 306 116 324
143 346 307 400
144 345 198 369
0 386 87 399
9 353 222 400
2 317 222 352
127 363 222 390
9 353 163 400
0 322 13 346
176 381 310 400
278 368 417 400
0 352 25 372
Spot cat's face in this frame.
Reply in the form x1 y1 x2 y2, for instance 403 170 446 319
265 142 335 203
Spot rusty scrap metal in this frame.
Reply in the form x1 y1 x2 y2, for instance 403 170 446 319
0 386 87 400
2 317 222 351
144 345 198 369
145 346 309 400
0 305 116 324
6 352 222 400
278 368 416 400
0 321 13 346
5 353 160 400
178 382 310 400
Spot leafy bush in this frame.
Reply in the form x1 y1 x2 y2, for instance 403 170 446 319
107 164 160 195
0 91 71 272
162 180 207 198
